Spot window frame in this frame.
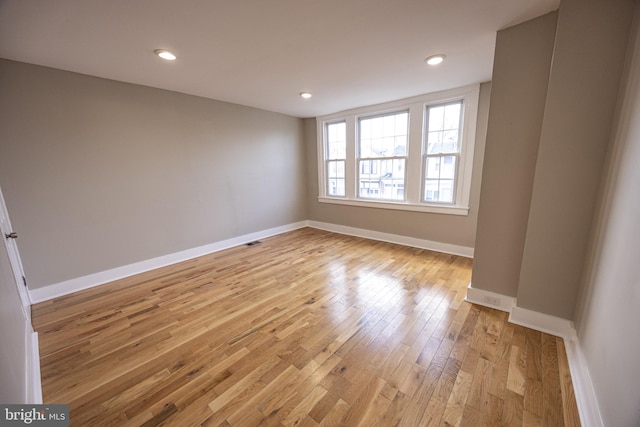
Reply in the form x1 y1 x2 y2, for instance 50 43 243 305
423 100 464 204
357 110 410 202
324 120 347 198
316 84 479 216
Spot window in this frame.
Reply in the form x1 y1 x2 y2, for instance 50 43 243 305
424 101 461 203
325 121 346 197
358 111 408 201
317 84 479 215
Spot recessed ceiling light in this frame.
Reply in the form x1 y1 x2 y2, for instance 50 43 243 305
300 92 312 99
154 49 176 61
425 54 446 66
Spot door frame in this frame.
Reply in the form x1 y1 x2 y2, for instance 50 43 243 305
0 186 31 319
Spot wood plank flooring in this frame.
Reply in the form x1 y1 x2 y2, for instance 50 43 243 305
32 228 580 426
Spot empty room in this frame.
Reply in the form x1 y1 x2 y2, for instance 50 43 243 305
1 0 639 426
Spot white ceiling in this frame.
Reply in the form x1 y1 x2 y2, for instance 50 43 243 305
0 0 559 118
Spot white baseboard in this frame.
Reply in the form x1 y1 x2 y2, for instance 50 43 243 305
464 283 516 312
307 220 474 258
510 307 602 426
26 330 42 404
563 329 604 427
29 220 473 303
26 218 601 425
508 305 575 339
464 284 602 427
29 221 308 303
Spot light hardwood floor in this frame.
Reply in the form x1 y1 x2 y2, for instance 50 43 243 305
32 228 580 426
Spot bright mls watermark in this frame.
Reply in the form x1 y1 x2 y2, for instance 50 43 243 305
0 405 68 426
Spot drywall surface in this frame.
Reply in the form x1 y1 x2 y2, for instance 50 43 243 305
305 82 490 249
517 0 635 318
574 4 640 425
472 12 557 297
0 59 307 289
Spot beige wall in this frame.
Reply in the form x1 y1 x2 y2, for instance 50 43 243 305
0 59 307 289
472 4 639 420
517 0 635 318
472 12 557 297
573 4 640 425
472 0 635 320
305 82 491 249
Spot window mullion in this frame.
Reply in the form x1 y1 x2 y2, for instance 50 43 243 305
406 103 424 204
344 116 357 199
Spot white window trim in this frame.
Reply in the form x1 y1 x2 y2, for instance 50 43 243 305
357 109 409 202
316 84 479 216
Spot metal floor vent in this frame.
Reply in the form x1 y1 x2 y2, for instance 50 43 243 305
245 240 262 246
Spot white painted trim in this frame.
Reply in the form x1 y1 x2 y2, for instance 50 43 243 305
317 196 470 215
0 186 32 317
26 330 42 404
463 283 602 427
307 220 474 258
29 220 473 303
508 305 575 339
27 218 601 424
563 329 604 427
508 306 602 426
29 221 308 303
464 283 516 312
316 84 480 215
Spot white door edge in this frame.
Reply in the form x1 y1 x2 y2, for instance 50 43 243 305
0 186 32 320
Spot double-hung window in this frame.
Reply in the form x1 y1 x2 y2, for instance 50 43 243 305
358 111 408 201
317 84 479 215
424 101 462 203
325 121 346 197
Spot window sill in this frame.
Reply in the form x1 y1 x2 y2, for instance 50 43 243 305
317 197 469 216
